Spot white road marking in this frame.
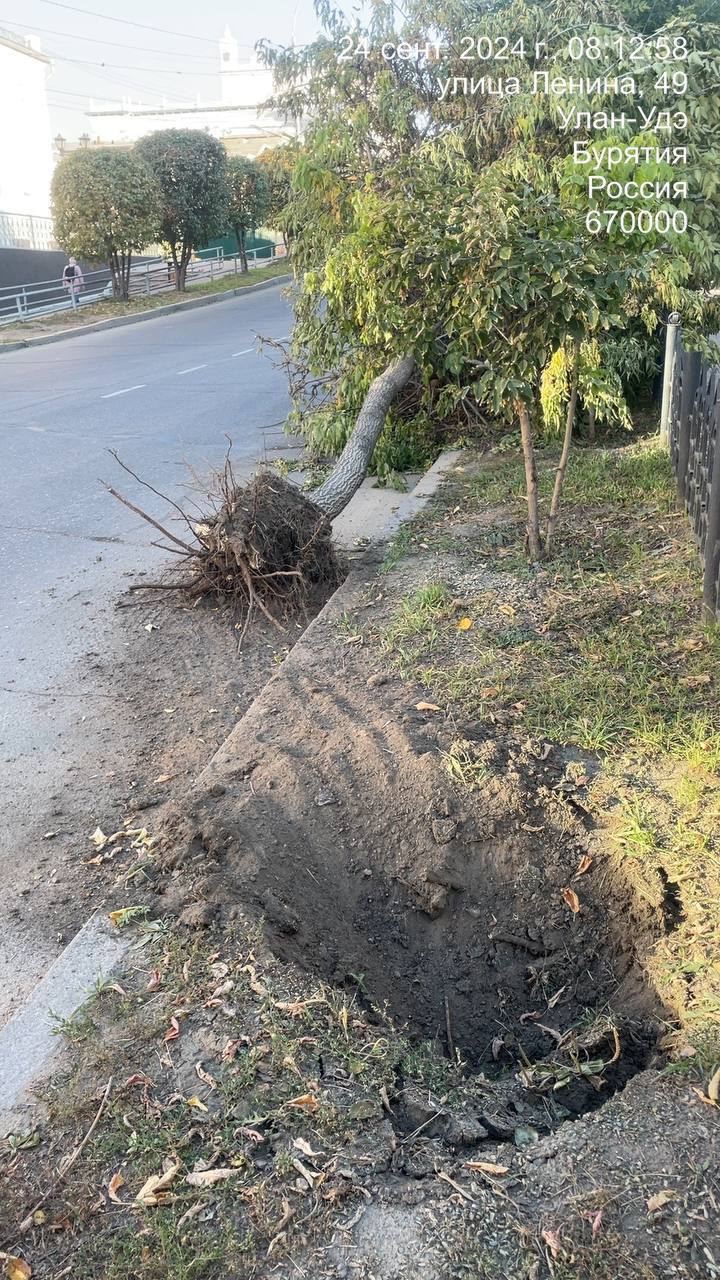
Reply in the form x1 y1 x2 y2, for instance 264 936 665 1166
101 384 146 399
232 347 255 357
176 363 208 376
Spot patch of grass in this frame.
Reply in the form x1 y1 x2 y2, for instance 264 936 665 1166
372 440 720 1056
442 740 490 789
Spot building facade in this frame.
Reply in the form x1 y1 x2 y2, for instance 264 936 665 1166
0 29 53 220
81 28 298 158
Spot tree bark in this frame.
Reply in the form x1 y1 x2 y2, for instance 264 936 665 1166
311 355 415 521
236 225 248 272
544 339 580 558
516 400 542 562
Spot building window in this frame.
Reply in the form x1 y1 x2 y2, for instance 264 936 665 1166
222 52 230 61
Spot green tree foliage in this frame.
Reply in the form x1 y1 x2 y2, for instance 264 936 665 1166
226 157 271 271
262 0 720 549
256 142 300 246
135 129 229 291
51 147 160 300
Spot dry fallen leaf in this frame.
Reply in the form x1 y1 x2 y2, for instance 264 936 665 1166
415 701 441 712
185 1168 236 1187
186 1096 208 1112
0 1256 32 1280
107 1172 125 1204
647 1188 678 1213
89 827 107 850
562 887 581 914
164 1017 181 1043
708 1064 720 1104
135 1160 181 1206
153 774 173 784
574 854 593 877
293 1137 323 1160
285 1093 318 1112
541 1229 564 1259
465 1161 509 1175
194 1061 216 1090
146 969 162 992
457 617 473 631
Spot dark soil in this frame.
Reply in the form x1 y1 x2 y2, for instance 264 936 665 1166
159 565 665 1115
2 582 333 1028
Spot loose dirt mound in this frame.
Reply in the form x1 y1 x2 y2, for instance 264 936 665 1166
160 568 664 1118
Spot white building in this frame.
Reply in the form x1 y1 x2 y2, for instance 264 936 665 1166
83 28 298 157
0 28 53 219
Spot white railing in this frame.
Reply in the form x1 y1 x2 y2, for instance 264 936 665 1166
0 211 56 251
0 243 285 326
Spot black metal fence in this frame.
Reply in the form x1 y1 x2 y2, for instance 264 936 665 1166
670 335 720 621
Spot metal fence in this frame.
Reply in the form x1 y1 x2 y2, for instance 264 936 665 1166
669 330 720 621
0 242 284 327
0 211 56 251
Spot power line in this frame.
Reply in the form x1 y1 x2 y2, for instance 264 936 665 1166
47 50 219 74
36 0 231 46
47 86 121 100
0 17 221 59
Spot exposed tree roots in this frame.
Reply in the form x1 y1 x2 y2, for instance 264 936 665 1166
106 453 345 643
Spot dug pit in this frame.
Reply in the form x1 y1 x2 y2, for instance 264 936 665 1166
160 587 666 1125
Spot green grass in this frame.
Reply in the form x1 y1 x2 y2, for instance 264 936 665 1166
375 439 720 1057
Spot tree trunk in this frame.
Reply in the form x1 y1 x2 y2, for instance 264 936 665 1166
311 355 415 520
516 400 542 562
123 250 132 301
236 225 248 273
544 339 580 558
170 243 182 291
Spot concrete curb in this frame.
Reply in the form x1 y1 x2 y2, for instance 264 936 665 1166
0 273 292 354
0 448 462 1132
0 915 132 1131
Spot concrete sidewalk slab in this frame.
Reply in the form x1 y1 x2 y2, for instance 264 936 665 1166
0 915 131 1133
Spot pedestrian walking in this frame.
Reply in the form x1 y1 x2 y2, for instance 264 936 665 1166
62 257 84 309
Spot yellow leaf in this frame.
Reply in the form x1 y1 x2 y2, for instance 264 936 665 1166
457 617 473 631
0 1257 32 1280
186 1096 208 1112
647 1188 677 1213
415 701 441 712
561 887 581 914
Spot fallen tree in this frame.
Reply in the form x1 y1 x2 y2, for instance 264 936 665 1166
106 354 415 638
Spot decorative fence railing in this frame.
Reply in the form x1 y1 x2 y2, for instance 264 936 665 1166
0 242 284 327
0 211 56 251
669 330 720 621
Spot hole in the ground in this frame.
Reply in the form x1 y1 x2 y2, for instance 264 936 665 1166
658 866 684 933
167 671 667 1132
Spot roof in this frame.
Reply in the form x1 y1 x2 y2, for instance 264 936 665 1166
0 28 52 64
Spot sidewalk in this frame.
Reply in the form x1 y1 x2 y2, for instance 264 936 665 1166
0 263 290 352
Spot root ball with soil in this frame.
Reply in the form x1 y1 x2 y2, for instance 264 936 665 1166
106 456 345 640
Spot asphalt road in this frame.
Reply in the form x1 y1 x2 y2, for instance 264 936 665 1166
0 284 294 1015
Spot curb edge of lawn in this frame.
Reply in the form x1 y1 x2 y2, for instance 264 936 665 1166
0 273 293 354
0 448 463 1134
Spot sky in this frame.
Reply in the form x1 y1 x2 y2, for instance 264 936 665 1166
2 0 323 138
